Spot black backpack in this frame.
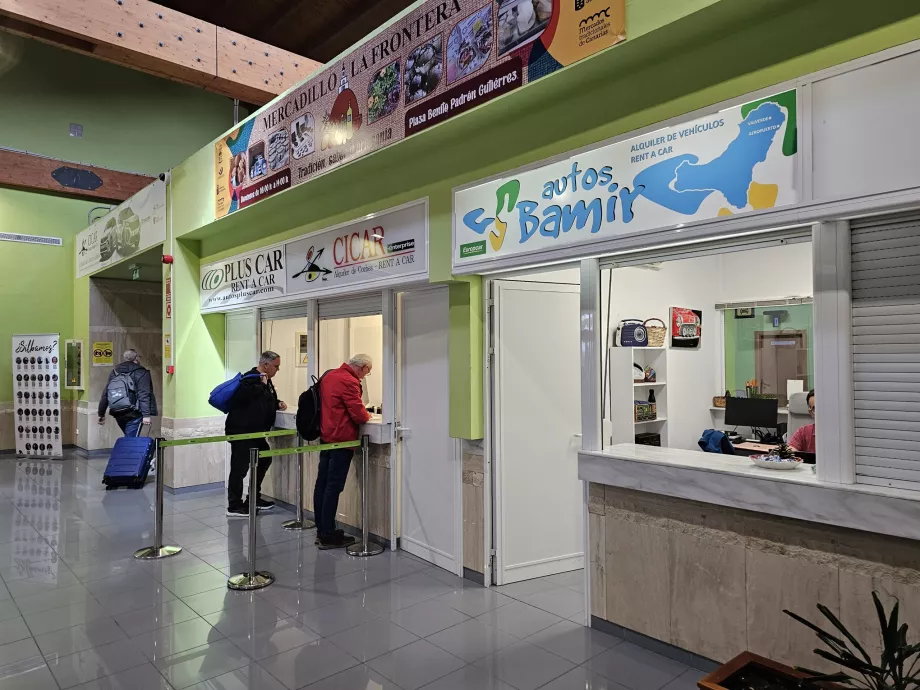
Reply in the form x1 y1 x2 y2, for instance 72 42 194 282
296 373 326 441
106 371 137 415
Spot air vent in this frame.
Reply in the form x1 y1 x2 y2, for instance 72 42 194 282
0 233 63 247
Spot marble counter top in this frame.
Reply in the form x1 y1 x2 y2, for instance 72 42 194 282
579 444 920 541
274 412 392 445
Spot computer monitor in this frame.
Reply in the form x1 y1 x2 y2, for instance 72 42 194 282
724 396 779 429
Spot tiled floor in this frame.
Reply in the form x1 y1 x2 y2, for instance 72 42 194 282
0 453 706 690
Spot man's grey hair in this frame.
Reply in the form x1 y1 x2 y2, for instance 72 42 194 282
123 349 139 363
259 351 280 365
348 353 373 369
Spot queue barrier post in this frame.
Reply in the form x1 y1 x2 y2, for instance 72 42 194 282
346 436 383 558
227 447 275 591
282 433 314 531
134 438 182 560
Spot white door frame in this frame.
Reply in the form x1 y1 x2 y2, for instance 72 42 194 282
397 285 463 576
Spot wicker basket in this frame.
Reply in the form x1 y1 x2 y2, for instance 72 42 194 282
644 318 667 348
712 396 726 408
634 401 657 422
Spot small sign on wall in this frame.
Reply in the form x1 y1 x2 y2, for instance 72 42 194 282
296 331 308 367
163 334 172 363
92 342 114 366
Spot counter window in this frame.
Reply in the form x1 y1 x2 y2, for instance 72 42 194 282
319 314 383 413
260 315 310 409
600 240 817 462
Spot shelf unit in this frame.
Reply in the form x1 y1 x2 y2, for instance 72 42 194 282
608 346 670 447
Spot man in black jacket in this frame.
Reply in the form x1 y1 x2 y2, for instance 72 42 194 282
225 350 288 517
98 349 157 437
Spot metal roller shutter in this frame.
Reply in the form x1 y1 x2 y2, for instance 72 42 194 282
851 212 920 490
317 293 382 319
260 303 310 321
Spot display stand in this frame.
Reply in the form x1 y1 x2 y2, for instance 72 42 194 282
12 334 64 459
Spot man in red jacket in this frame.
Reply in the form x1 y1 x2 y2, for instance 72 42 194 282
314 354 372 548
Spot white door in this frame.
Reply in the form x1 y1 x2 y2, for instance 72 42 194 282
493 280 583 584
399 287 460 573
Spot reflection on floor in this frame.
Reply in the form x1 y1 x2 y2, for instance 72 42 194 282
0 453 705 690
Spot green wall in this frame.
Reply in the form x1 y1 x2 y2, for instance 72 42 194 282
0 35 244 406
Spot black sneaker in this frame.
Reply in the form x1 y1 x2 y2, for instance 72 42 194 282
256 498 275 512
226 506 248 518
315 528 345 545
317 531 356 550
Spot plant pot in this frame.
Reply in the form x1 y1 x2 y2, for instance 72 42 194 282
699 652 842 690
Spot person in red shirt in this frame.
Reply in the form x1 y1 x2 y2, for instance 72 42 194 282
313 354 372 549
789 389 816 454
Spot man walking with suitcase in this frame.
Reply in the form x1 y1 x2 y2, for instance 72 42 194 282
98 349 157 437
225 351 288 518
313 354 372 549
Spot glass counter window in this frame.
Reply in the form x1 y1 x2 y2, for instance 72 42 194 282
319 315 383 413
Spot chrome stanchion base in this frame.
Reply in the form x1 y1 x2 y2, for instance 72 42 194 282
134 545 182 560
346 541 384 558
227 571 275 591
282 519 315 531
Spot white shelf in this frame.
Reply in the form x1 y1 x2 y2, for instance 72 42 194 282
709 406 788 415
636 417 667 425
634 381 665 387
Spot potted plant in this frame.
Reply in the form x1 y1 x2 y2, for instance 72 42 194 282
698 592 918 690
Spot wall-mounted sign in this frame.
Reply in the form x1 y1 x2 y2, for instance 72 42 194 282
92 342 114 367
163 334 172 362
214 0 626 219
76 180 166 278
12 334 62 458
200 202 429 311
165 275 172 320
64 340 84 390
453 90 798 268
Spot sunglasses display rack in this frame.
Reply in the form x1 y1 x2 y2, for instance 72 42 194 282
12 461 61 584
12 334 63 459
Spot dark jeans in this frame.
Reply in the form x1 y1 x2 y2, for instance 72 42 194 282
313 447 354 535
228 439 271 509
116 415 143 438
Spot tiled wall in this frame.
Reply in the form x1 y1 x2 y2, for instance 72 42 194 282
461 439 485 575
590 483 920 667
161 416 227 489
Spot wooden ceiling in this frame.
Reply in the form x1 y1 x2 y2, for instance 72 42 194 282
157 0 418 64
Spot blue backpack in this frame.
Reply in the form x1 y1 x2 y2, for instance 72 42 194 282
209 372 261 413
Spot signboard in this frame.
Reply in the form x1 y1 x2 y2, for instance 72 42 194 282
200 202 429 311
453 90 798 268
92 342 114 367
163 334 172 362
76 180 167 278
165 275 172 320
215 0 626 219
12 334 63 458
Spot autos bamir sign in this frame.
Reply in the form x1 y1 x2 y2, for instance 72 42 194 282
199 246 286 310
76 181 166 279
215 0 626 219
199 202 428 311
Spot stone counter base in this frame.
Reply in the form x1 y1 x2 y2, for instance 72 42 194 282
589 483 920 669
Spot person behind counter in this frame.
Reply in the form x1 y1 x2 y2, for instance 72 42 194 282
313 353 373 549
788 389 816 453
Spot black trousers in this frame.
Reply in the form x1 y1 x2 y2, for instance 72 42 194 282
313 447 354 535
228 439 271 509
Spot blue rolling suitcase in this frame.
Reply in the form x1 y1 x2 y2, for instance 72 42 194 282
102 431 155 490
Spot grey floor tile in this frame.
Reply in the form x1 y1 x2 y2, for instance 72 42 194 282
518 587 585 619
180 588 263 617
327 618 418 662
67 559 141 584
263 585 345 617
421 665 518 690
293 599 379 637
0 662 59 690
203 604 290 637
131 618 224 663
225 617 320 661
70 662 174 690
426 617 519 663
147 558 219 585
366 639 466 690
544 570 587 591
162 571 227 599
350 583 432 616
114 600 200 637
154 638 251 690
258 639 359 689
0 617 32 647
586 642 689 690
389 598 469 638
476 601 563 639
184 662 287 690
493 578 557 601
24 600 112 636
98 586 179 617
661 668 707 690
302 664 405 690
436 587 513 618
525 620 619 664
392 572 457 600
47 638 149 689
0 598 22 623
0 637 43 668
473 640 575 690
35 618 128 659
13 583 91 614
539 666 633 690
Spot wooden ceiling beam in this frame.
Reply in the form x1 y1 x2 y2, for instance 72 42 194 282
0 0 321 105
0 148 155 202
